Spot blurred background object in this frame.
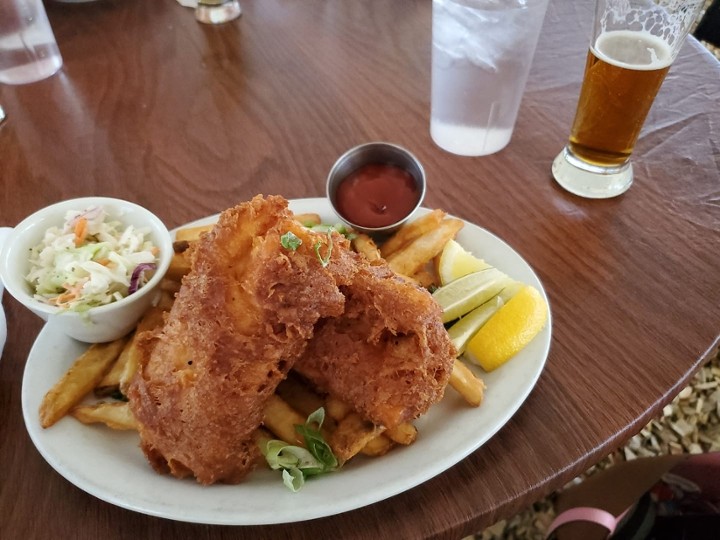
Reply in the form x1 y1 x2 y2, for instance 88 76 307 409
195 0 241 24
695 0 720 47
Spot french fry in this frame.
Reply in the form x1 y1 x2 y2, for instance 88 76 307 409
263 394 307 446
323 395 396 457
352 234 382 261
71 401 138 430
330 412 385 463
254 427 274 450
118 306 167 396
293 213 321 227
449 359 485 407
325 395 352 422
39 337 127 428
410 267 437 289
275 376 339 431
380 209 446 258
95 334 135 397
386 218 464 277
118 339 142 397
253 427 276 467
157 288 176 311
175 224 214 243
160 278 181 294
97 294 173 398
166 251 192 281
361 434 395 457
137 305 167 334
385 422 418 446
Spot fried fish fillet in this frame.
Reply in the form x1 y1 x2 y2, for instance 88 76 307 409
127 195 355 484
129 194 456 485
295 262 456 430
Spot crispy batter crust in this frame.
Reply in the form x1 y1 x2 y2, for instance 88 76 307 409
295 263 455 429
128 195 456 484
128 195 352 484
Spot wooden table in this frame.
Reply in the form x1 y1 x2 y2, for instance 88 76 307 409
1 1 719 538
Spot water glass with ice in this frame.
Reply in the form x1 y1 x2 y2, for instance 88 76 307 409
430 0 550 156
0 0 63 85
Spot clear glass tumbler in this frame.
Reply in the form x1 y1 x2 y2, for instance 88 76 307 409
0 0 63 85
552 0 705 199
430 0 550 157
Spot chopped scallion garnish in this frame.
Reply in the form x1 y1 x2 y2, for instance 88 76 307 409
261 407 338 492
280 231 302 251
314 231 333 268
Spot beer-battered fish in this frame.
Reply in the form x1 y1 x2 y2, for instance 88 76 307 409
128 194 456 485
128 196 355 484
295 263 455 430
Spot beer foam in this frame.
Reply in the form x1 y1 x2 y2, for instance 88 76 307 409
592 30 673 71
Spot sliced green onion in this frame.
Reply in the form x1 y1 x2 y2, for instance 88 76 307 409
261 407 339 492
314 231 333 268
280 231 302 251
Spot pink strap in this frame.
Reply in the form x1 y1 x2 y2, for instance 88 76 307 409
545 506 629 539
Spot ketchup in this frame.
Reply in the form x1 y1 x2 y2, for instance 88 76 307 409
335 164 420 228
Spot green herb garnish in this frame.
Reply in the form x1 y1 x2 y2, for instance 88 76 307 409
261 408 338 492
310 223 357 241
314 230 333 268
280 231 302 251
332 223 358 241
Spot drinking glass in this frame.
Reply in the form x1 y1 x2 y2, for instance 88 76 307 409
0 0 63 85
196 0 242 25
430 0 550 156
552 0 705 199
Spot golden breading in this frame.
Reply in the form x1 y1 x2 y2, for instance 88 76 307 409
128 194 456 485
128 195 355 484
295 263 456 429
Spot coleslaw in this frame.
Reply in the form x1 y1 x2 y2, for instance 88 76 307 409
25 206 159 312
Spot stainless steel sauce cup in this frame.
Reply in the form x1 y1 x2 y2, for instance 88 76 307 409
326 142 426 235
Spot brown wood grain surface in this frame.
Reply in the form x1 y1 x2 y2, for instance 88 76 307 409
1 1 719 538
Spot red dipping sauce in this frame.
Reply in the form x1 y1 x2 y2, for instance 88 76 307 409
335 164 420 228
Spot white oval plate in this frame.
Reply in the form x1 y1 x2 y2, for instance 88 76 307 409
22 198 552 525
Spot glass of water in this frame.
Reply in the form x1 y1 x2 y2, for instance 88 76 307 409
0 0 63 85
430 0 550 157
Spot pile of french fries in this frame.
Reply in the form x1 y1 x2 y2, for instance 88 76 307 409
39 208 486 470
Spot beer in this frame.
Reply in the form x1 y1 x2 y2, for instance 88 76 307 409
567 30 672 169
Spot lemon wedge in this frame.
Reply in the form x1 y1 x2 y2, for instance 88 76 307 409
464 284 548 371
436 239 491 286
447 297 503 354
446 281 523 354
432 268 511 323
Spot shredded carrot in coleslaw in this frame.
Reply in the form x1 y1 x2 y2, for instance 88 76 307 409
25 206 159 312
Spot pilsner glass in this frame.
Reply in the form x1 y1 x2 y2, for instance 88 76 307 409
552 0 704 199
